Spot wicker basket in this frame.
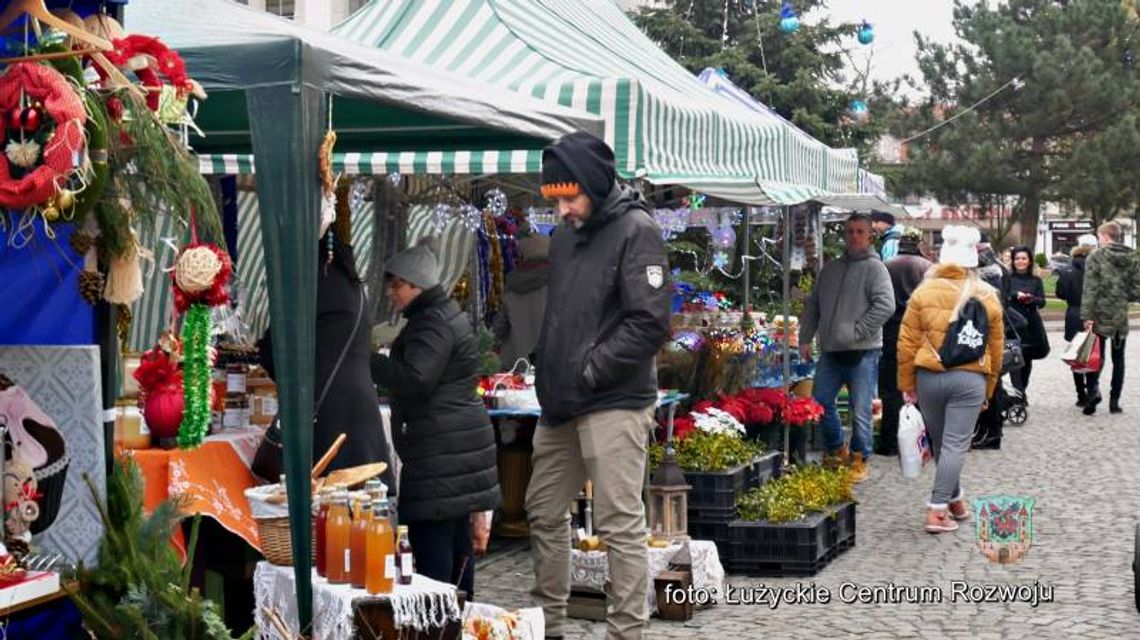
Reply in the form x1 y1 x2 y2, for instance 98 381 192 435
255 515 317 567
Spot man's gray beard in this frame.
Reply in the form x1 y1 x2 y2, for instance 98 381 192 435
571 219 584 230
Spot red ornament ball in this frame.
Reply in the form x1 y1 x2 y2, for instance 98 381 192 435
144 386 185 440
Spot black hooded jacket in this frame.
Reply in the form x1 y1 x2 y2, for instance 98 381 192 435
370 286 499 521
536 136 672 424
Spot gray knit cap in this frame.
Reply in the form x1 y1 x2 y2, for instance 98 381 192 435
384 244 440 289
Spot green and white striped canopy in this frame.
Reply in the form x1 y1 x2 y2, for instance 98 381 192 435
332 0 859 199
198 150 544 176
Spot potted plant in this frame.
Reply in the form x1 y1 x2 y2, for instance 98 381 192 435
729 465 856 576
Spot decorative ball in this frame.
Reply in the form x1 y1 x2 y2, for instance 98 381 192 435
19 107 40 132
849 99 870 123
780 16 800 33
713 226 736 249
42 205 59 221
144 386 185 440
56 189 75 210
175 246 223 294
857 21 875 45
6 107 21 131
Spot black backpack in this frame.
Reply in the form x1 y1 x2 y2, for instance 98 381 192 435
939 298 989 368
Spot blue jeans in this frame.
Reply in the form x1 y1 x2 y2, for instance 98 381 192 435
812 350 881 459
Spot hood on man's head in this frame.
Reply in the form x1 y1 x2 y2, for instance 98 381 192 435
541 131 616 211
384 243 440 290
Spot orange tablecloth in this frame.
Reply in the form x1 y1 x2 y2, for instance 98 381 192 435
129 441 261 553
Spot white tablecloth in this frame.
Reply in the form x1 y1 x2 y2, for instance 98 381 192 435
570 540 724 612
253 561 461 640
205 426 264 469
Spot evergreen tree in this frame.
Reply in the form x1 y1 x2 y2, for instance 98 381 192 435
632 0 887 151
901 0 1140 241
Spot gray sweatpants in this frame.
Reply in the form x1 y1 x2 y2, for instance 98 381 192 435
916 369 987 506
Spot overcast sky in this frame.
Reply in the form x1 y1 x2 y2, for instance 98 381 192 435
820 0 969 95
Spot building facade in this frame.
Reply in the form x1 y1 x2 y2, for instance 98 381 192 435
237 0 370 30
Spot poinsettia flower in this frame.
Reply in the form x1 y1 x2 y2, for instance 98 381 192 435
671 415 697 440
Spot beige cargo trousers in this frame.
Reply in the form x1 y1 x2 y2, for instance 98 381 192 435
526 407 655 640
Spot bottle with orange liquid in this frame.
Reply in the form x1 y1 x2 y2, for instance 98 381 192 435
365 483 395 595
350 495 371 588
314 487 333 579
395 525 414 585
324 488 351 584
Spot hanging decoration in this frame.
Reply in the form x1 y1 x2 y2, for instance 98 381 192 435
98 35 199 113
0 62 87 214
849 99 870 123
779 2 800 34
484 188 509 218
171 241 232 449
857 21 875 45
707 210 737 271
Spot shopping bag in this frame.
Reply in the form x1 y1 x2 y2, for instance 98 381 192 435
1060 330 1089 365
1072 334 1103 374
898 403 932 479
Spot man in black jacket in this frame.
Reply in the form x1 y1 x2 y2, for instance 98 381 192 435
527 131 671 640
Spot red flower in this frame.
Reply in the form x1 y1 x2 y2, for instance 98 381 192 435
715 394 749 423
671 415 697 441
744 402 774 425
785 397 825 427
692 400 716 415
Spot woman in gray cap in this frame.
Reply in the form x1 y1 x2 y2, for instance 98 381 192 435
370 243 500 598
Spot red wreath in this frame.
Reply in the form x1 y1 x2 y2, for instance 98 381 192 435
100 35 192 112
170 242 232 313
0 63 87 210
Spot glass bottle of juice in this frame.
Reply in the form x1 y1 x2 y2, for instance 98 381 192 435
350 496 371 588
365 486 395 595
395 525 414 585
315 487 332 578
325 489 351 584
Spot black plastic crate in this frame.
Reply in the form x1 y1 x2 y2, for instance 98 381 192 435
726 502 856 576
751 451 782 486
688 504 737 523
684 461 754 510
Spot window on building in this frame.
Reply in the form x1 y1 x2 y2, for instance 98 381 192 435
349 0 370 13
266 0 296 18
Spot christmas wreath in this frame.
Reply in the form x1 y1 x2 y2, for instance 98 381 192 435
0 62 87 211
100 35 193 112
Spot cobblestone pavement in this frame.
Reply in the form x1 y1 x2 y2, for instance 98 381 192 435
475 330 1140 639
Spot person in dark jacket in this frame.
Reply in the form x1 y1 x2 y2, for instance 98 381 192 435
1055 236 1098 406
258 232 395 488
971 235 1013 450
371 244 500 599
492 233 550 368
878 228 932 456
1008 246 1049 397
526 131 671 640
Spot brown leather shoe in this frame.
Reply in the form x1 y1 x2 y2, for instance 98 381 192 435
824 444 850 469
948 499 970 521
924 508 959 534
849 452 869 483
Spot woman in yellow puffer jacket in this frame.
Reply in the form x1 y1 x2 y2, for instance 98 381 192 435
897 225 1004 534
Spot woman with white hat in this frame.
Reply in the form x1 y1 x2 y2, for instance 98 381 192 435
897 225 1005 533
1055 235 1100 406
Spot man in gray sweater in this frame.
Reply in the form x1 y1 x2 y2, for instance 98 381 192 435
799 213 895 482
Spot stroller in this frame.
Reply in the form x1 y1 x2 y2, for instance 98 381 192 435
1001 380 1028 426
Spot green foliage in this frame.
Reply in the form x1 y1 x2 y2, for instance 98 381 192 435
67 457 254 640
899 0 1140 241
98 90 222 261
632 0 886 151
475 327 503 375
650 431 766 473
736 463 854 523
1035 253 1049 269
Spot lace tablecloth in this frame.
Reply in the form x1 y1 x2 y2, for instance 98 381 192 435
570 540 724 612
254 562 461 640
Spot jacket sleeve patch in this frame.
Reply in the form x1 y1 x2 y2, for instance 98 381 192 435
646 265 664 289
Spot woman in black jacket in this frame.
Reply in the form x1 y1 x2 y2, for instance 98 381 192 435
1055 239 1096 406
371 244 499 599
1008 246 1049 397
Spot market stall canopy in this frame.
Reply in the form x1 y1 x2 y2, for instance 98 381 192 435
333 0 857 194
816 194 909 218
126 0 604 155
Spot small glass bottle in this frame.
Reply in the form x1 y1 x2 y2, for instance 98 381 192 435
395 525 414 585
325 489 351 584
315 487 332 578
366 485 395 595
350 496 371 588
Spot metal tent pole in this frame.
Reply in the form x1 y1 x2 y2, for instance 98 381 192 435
782 206 793 467
742 208 751 312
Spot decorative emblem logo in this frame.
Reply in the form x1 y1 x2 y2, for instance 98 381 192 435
957 320 984 349
975 495 1034 565
646 265 664 289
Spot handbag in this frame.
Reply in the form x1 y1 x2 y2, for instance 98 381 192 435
1001 325 1025 375
251 289 365 483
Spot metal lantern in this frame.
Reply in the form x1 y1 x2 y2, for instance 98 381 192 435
648 443 690 541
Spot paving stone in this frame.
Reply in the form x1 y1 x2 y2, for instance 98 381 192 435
474 330 1140 638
